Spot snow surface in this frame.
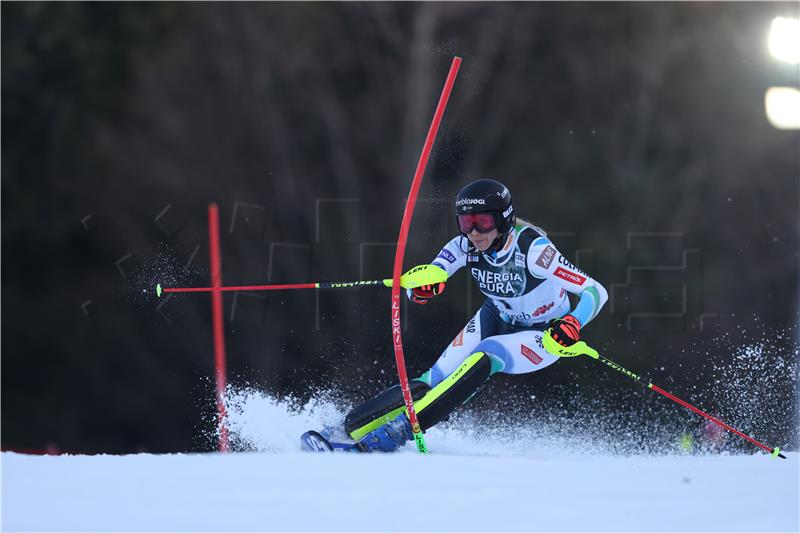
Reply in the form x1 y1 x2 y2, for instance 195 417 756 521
2 450 798 532
3 372 798 533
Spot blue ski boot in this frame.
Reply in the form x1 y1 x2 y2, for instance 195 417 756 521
358 413 414 452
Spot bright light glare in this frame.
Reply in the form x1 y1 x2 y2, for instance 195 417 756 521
765 87 800 129
768 17 800 64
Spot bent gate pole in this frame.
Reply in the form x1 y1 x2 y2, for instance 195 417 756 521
391 57 462 453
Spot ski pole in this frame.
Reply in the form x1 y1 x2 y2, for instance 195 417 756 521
391 56 462 454
155 264 447 297
542 332 786 459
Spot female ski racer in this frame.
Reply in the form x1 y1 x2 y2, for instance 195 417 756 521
342 179 608 452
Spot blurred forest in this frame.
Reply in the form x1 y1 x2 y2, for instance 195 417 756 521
2 2 798 453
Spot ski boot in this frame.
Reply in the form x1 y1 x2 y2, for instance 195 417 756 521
357 413 413 452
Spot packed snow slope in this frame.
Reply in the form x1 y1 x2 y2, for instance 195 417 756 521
2 450 798 532
5 340 799 533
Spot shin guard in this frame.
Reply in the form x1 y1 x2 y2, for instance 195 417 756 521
345 380 430 440
415 351 492 430
346 352 492 442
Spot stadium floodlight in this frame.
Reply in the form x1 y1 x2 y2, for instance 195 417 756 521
768 17 800 64
765 87 800 129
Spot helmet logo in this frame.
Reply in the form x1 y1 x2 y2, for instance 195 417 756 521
456 198 486 206
502 205 514 218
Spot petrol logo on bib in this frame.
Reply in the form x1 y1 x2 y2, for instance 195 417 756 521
554 267 586 286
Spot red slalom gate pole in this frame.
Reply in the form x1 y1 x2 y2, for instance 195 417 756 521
208 203 229 453
391 56 461 454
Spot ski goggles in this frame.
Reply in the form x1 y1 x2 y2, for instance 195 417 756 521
457 213 498 234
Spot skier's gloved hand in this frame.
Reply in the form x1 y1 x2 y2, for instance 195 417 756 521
548 315 582 346
407 282 446 305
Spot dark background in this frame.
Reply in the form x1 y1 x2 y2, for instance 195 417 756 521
2 2 798 454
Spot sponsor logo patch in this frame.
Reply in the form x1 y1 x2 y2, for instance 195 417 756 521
456 198 486 206
535 334 544 350
532 302 555 317
521 344 543 365
514 252 525 267
505 312 532 322
554 267 586 286
535 245 556 269
558 255 587 275
406 265 429 275
471 268 526 296
392 299 401 345
468 254 480 263
501 233 514 252
452 329 465 347
437 249 457 264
